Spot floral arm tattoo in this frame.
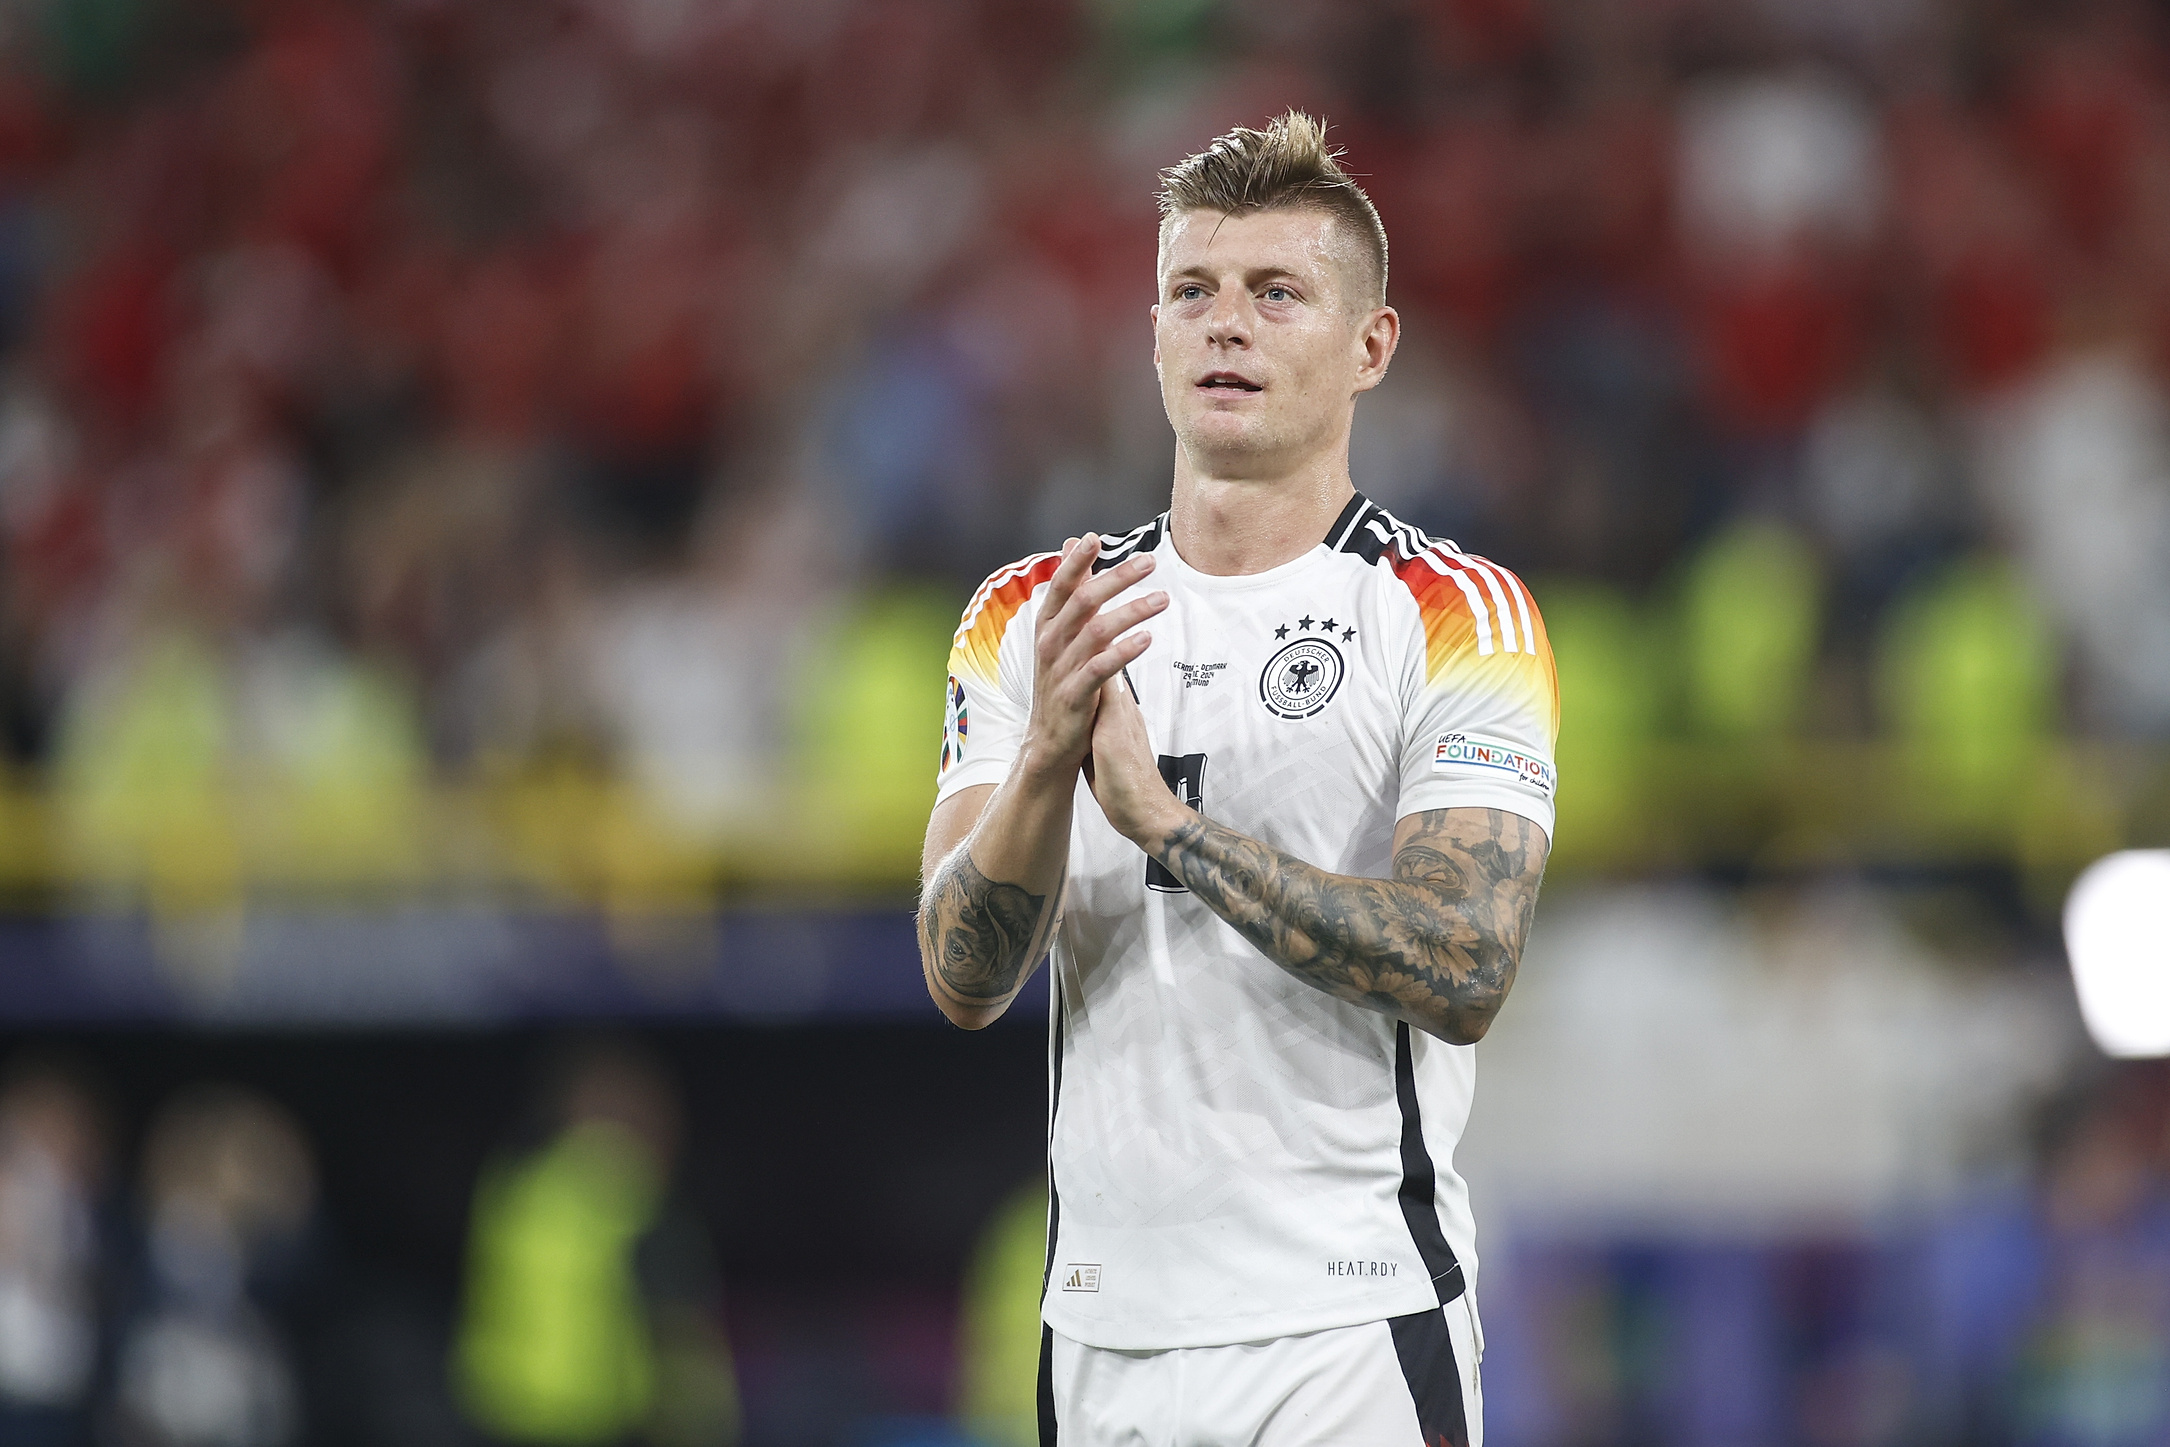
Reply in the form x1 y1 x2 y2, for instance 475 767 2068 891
917 849 1059 1007
1148 808 1547 1044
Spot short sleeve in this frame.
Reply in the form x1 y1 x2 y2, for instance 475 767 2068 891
935 553 1059 805
1391 549 1560 840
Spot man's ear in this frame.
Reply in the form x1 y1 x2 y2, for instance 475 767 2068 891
1151 304 1161 369
1353 305 1400 394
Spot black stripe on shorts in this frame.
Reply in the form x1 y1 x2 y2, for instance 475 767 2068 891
1037 1323 1057 1446
1389 1306 1470 1447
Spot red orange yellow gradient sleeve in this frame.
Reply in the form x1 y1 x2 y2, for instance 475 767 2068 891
949 552 1061 691
1391 546 1561 838
936 553 1060 799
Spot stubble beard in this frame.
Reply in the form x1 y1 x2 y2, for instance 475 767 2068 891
1171 397 1341 484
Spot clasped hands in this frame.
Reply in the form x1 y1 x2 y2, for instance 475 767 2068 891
1024 534 1196 850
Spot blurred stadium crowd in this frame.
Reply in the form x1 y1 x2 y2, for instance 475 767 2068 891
0 0 2161 899
0 1040 754 1447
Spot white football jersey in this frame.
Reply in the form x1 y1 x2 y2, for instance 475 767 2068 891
935 494 1560 1351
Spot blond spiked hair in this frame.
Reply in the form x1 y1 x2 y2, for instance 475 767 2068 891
1157 110 1388 308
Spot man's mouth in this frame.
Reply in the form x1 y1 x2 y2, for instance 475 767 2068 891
1197 371 1262 393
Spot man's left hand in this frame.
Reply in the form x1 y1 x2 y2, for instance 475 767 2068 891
1085 675 1192 848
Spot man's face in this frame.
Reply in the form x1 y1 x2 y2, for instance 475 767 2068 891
1153 206 1394 475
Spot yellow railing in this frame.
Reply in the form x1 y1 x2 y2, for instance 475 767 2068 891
1550 739 2155 898
0 740 2161 909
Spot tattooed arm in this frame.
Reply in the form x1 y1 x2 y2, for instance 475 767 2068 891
917 534 1170 1028
1085 676 1547 1044
1153 807 1545 1044
917 782 1064 1027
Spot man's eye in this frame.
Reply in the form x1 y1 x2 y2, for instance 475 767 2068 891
1264 286 1291 302
1178 285 1204 300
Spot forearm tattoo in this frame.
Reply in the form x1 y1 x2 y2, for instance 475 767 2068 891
918 850 1057 1006
1151 809 1546 1044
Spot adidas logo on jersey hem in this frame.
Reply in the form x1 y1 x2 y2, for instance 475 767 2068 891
1061 1264 1102 1292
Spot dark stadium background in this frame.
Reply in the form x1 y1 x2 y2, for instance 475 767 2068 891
0 1022 1050 1443
0 0 2166 1443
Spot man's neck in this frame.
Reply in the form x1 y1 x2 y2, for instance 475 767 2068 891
1167 456 1356 577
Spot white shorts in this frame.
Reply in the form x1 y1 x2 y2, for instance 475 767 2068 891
1039 1299 1483 1447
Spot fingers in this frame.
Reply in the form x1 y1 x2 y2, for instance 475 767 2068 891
1056 594 1165 700
1061 588 1165 664
1040 533 1099 619
1088 674 1154 780
1038 549 1158 664
1028 534 1170 762
1070 624 1154 699
1084 664 1179 846
1067 552 1156 620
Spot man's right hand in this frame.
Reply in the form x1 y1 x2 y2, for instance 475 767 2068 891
1023 534 1168 776
918 534 1166 1028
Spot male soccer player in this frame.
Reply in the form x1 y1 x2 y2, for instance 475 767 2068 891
918 112 1558 1445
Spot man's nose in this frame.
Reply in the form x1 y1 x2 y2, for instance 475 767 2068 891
1206 292 1252 348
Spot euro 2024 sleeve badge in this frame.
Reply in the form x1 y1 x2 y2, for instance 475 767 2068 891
941 675 969 773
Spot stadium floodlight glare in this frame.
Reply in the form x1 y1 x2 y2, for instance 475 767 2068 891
2065 850 2170 1059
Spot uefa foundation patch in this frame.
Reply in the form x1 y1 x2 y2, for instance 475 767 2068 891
1432 732 1556 800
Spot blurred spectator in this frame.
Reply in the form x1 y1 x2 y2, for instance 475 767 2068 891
454 1039 737 1447
1919 1067 2170 1446
1802 377 1963 638
1678 70 1881 440
790 586 955 860
0 1057 107 1447
582 492 831 841
1976 344 2170 734
953 1181 1044 1447
51 623 238 913
1678 520 1824 741
1678 71 1884 258
110 1086 317 1447
1877 557 2060 840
